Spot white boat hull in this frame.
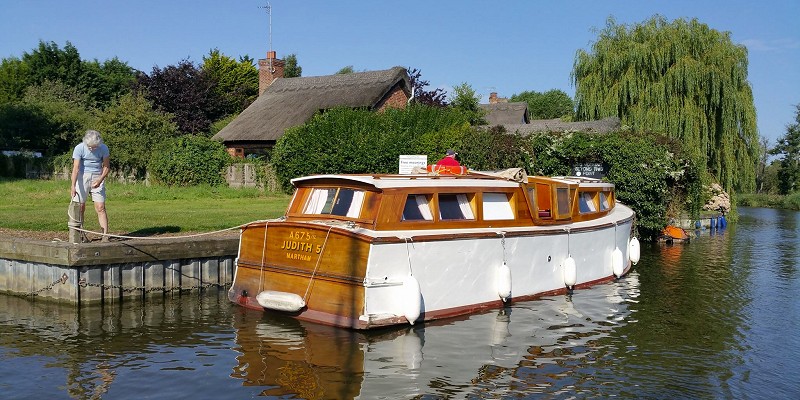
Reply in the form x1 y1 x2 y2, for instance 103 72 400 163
361 204 635 323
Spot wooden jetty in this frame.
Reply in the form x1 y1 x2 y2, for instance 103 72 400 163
0 235 238 305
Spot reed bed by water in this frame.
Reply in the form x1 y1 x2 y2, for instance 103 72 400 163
737 192 800 210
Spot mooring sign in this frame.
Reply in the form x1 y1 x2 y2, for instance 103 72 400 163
572 162 605 179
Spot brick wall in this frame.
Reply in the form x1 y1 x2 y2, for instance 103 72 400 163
376 84 410 112
258 54 285 95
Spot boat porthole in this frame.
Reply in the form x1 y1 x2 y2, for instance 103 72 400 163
241 290 248 297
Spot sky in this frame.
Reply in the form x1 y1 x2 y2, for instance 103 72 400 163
1 0 798 144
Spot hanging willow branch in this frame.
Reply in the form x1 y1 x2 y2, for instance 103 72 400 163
572 15 759 193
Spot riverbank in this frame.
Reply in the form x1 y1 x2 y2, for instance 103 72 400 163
0 233 238 304
737 192 800 210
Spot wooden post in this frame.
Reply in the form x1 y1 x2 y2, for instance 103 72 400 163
68 198 82 244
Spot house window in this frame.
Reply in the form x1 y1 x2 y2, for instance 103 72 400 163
579 192 598 213
303 188 365 218
483 193 514 220
438 194 475 220
402 195 433 221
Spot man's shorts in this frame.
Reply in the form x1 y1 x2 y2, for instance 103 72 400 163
75 172 106 203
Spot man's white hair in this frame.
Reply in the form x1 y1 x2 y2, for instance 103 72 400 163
83 130 102 147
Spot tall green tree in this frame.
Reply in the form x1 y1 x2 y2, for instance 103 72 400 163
572 16 759 193
0 80 92 155
3 41 134 108
509 89 573 120
449 83 485 126
92 92 178 177
770 104 800 194
283 53 302 78
202 49 258 116
22 41 83 89
0 58 31 104
79 57 136 108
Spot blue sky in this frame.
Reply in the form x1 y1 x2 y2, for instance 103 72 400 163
2 0 798 144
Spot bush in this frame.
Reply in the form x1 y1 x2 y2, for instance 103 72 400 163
148 135 230 186
523 131 698 241
271 105 472 192
458 125 534 171
782 192 800 210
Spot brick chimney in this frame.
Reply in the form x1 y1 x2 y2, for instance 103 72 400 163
489 92 498 104
258 51 285 95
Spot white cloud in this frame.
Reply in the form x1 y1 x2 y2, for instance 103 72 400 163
741 38 800 52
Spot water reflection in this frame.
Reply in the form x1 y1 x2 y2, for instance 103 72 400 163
230 274 639 399
2 207 797 399
0 292 237 399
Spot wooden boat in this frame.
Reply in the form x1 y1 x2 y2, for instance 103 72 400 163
229 168 639 329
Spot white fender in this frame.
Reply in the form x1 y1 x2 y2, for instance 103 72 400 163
402 275 422 325
256 290 306 312
629 237 640 265
562 256 577 288
612 247 624 278
496 262 512 301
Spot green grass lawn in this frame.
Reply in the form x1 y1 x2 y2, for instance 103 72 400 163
0 178 292 235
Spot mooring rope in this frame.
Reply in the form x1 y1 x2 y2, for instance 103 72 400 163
499 231 507 264
303 226 333 302
404 237 414 275
258 222 269 294
64 198 282 241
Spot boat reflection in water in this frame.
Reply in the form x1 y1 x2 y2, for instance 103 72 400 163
231 271 639 399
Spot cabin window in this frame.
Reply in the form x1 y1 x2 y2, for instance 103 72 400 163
402 194 433 221
556 187 570 216
303 188 365 218
579 192 597 213
438 194 475 220
599 192 611 210
483 192 514 220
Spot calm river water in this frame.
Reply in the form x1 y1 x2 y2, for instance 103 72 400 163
1 207 798 399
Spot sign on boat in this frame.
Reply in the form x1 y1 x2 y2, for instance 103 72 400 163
229 168 640 329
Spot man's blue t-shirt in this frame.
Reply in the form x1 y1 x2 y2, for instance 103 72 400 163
72 143 110 174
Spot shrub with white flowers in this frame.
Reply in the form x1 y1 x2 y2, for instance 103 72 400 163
702 183 731 214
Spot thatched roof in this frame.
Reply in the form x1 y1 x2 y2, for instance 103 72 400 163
503 117 621 136
213 67 411 143
479 102 529 125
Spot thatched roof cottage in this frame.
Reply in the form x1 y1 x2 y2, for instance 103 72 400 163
213 55 411 157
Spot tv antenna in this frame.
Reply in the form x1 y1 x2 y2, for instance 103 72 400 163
259 2 274 71
259 2 273 53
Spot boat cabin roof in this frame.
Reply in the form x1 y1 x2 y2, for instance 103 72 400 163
285 170 618 230
291 172 612 190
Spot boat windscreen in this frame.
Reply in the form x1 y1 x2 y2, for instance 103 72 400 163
303 188 365 218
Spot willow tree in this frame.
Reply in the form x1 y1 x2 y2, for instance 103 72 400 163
573 16 759 193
